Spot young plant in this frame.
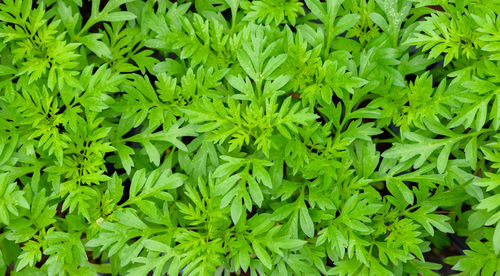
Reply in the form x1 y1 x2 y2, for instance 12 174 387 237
0 0 499 275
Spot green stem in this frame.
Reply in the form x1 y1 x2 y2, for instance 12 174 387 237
384 126 401 142
323 25 333 60
373 138 397 144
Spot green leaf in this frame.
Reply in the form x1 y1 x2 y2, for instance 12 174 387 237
231 197 243 224
0 65 16 76
248 177 263 207
262 54 287 79
114 209 148 230
78 34 112 59
115 143 135 175
143 240 171 252
299 204 314 237
370 13 388 32
274 238 307 249
143 141 161 166
253 162 272 188
494 222 500 254
477 194 500 212
238 246 250 272
464 136 477 169
437 144 451 174
333 14 360 36
130 169 147 199
236 49 256 80
386 178 414 205
215 174 241 196
102 11 137 22
305 0 326 21
409 207 454 236
252 242 272 269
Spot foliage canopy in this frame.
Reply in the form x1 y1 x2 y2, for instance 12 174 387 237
0 0 500 275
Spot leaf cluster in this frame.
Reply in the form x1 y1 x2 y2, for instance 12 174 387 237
0 0 499 275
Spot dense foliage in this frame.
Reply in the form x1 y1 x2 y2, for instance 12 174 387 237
0 0 500 275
